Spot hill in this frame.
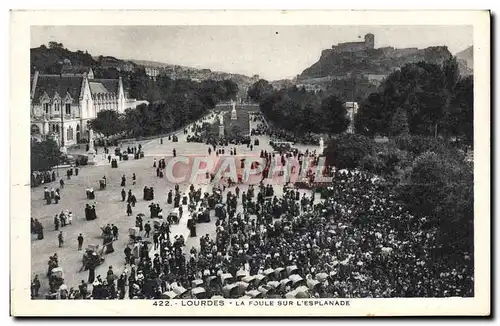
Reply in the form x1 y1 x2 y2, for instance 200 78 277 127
456 46 473 76
300 46 453 80
31 43 97 74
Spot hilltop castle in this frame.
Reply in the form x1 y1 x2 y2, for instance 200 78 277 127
332 33 375 52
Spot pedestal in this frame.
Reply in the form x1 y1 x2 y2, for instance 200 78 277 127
87 149 96 165
219 125 224 138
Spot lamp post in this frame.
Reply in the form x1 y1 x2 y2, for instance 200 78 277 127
60 99 67 154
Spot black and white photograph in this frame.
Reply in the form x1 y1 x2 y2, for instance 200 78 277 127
10 10 490 317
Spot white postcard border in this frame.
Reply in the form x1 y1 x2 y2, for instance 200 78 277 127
10 10 490 316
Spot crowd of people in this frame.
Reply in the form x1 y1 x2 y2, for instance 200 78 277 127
32 112 473 300
36 164 473 299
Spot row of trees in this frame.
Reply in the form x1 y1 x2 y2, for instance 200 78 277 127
355 58 473 144
90 73 239 138
248 58 473 146
248 79 350 135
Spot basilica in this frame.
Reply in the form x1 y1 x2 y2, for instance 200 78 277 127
30 67 142 147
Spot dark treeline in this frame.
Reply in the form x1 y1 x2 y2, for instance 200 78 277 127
355 58 473 145
91 68 239 138
248 79 350 136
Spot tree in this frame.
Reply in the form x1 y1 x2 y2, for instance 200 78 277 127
31 139 61 172
444 75 473 144
89 110 124 137
355 93 387 136
48 41 64 49
222 79 239 100
247 79 273 102
228 124 243 138
396 151 473 252
390 108 409 136
321 95 349 134
324 134 374 169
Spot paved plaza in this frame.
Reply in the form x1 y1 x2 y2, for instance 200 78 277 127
31 111 319 295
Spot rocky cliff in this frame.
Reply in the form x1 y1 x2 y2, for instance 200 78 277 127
300 46 453 79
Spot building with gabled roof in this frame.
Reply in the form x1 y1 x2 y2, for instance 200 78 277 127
30 69 139 146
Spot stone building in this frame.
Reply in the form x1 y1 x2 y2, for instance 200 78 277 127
144 66 161 80
30 70 130 146
332 33 375 52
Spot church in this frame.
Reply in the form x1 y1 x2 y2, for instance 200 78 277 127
30 67 139 147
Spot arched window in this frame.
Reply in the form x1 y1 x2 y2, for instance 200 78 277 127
67 126 74 141
76 124 80 132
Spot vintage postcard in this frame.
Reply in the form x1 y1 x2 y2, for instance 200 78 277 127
10 10 490 316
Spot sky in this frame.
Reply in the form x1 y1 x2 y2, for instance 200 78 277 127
31 25 472 80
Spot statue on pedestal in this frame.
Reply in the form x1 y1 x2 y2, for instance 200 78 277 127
231 101 237 120
87 129 96 165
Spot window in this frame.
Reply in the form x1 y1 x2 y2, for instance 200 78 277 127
67 126 74 141
54 102 59 112
43 103 49 114
65 103 71 115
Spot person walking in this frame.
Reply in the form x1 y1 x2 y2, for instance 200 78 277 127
77 233 84 250
54 214 60 231
31 275 40 298
144 222 151 238
112 224 119 240
121 189 126 202
58 231 64 248
126 202 132 216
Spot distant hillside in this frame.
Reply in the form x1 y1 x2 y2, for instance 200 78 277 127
300 46 453 80
456 46 473 76
126 59 174 68
456 46 473 67
31 44 257 99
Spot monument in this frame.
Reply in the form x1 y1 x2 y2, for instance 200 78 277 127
319 137 324 155
87 129 96 165
231 101 237 120
219 113 225 138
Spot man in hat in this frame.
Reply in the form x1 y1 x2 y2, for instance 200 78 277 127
144 222 151 238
